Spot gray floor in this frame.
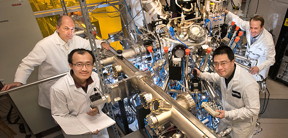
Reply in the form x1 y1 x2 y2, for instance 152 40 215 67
254 78 288 138
0 78 287 138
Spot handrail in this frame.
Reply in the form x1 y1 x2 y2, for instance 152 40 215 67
0 73 67 96
0 46 146 96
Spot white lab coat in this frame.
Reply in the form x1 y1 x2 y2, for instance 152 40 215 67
226 12 276 81
200 65 260 138
50 71 109 138
14 31 103 109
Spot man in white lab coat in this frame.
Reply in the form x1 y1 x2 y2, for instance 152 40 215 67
225 10 275 81
195 46 260 138
1 15 109 109
50 48 109 138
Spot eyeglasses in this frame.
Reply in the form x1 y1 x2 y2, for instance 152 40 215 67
73 63 93 68
212 61 231 67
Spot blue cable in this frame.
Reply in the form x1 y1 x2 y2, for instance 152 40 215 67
204 18 210 26
204 18 213 36
169 27 188 48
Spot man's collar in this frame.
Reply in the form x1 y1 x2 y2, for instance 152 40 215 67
252 29 263 39
225 64 236 84
54 31 71 46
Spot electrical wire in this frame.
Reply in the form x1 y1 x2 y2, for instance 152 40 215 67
7 105 20 124
122 0 143 41
255 0 260 14
230 0 236 8
259 87 270 115
168 27 188 48
126 9 143 28
245 0 252 18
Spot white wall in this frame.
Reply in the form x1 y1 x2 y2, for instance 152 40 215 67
0 0 42 84
0 1 60 134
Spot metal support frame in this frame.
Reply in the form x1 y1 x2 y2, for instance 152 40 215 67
34 0 120 18
139 0 149 30
60 0 68 15
78 0 120 137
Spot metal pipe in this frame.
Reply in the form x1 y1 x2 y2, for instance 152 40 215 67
162 76 169 91
185 55 189 91
100 47 146 66
60 0 68 15
0 46 143 96
202 80 221 104
111 56 218 138
0 73 66 96
0 47 143 96
200 54 210 71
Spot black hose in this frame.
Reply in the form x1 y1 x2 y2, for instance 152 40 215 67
259 87 270 115
255 0 260 14
7 105 20 124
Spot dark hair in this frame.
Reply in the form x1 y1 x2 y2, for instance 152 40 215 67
250 15 264 28
68 49 95 64
212 46 234 61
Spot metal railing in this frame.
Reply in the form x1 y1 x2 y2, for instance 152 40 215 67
0 73 66 96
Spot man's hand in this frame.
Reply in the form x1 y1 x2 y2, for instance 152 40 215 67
100 42 110 50
193 68 201 77
215 110 225 119
1 82 23 91
87 107 99 116
86 130 99 135
249 66 259 74
91 130 99 135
